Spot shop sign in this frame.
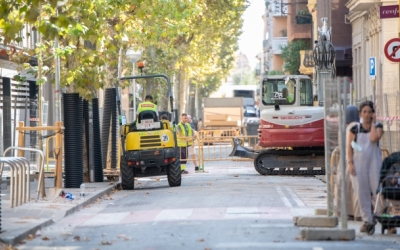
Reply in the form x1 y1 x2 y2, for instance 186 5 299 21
380 5 399 19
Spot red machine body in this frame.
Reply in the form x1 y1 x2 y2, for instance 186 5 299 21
257 75 324 148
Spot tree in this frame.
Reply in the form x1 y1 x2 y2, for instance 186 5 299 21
267 70 284 75
280 39 307 74
1 0 246 106
232 70 257 85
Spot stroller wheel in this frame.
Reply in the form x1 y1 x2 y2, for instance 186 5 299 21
366 224 375 235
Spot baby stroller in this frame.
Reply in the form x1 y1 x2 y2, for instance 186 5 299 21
373 152 400 235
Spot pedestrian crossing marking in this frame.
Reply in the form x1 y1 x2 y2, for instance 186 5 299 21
275 186 293 207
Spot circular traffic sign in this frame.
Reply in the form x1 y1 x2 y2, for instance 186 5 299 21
384 38 400 62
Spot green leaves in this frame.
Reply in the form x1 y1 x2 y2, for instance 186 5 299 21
1 0 246 101
280 39 308 74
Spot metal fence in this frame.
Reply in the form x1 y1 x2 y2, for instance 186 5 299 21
0 96 41 172
326 79 400 233
377 93 400 154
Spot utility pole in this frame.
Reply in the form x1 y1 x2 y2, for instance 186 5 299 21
54 8 62 123
37 3 43 152
313 17 337 218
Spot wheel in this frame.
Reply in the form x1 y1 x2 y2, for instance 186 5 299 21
254 153 275 175
120 156 134 190
366 224 375 235
167 161 181 187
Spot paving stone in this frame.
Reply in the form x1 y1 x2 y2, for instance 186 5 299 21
295 216 338 227
300 228 356 241
314 208 327 215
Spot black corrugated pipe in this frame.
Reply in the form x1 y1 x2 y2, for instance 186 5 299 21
92 98 103 182
62 93 83 188
2 77 12 154
83 100 90 172
111 89 117 169
28 80 38 162
101 88 118 169
101 89 112 169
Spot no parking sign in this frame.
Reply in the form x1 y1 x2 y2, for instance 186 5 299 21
384 38 400 62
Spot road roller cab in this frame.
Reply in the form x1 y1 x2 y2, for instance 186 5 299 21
118 72 181 190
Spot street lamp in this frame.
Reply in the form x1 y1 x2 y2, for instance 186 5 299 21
54 0 67 123
125 49 142 120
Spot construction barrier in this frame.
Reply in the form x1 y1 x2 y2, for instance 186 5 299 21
16 121 64 189
178 129 259 171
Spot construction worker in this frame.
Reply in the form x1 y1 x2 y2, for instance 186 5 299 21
187 115 199 171
136 94 159 120
176 113 193 174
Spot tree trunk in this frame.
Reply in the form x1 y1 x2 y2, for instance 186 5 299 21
179 67 186 115
158 85 168 112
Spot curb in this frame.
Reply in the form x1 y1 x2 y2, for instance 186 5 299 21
0 219 54 246
64 183 117 217
300 228 356 241
0 183 118 246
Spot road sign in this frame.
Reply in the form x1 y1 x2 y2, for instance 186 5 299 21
369 57 376 80
384 38 400 62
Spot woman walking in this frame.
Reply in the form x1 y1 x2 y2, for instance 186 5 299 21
347 101 383 232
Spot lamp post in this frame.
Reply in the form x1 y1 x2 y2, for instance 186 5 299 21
54 1 67 123
125 49 142 120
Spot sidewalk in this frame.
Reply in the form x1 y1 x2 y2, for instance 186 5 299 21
0 177 117 245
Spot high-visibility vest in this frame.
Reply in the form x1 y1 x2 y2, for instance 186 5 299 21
137 101 157 114
177 123 193 147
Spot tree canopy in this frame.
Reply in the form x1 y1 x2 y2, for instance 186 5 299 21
280 39 307 75
0 0 247 104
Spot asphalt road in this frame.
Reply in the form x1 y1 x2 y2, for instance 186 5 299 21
15 164 400 250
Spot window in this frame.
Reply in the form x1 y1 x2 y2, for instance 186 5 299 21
262 78 296 105
300 79 313 106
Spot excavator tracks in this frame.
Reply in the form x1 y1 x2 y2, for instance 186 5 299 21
254 148 325 176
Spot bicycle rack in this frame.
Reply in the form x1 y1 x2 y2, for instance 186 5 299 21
2 147 45 202
0 157 30 208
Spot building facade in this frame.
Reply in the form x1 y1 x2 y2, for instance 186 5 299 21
262 0 288 74
346 0 399 106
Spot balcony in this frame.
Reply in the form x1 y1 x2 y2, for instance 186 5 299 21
268 0 288 17
346 0 380 12
272 37 287 55
263 39 272 52
295 14 312 25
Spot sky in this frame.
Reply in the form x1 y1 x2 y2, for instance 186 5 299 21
238 0 266 69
